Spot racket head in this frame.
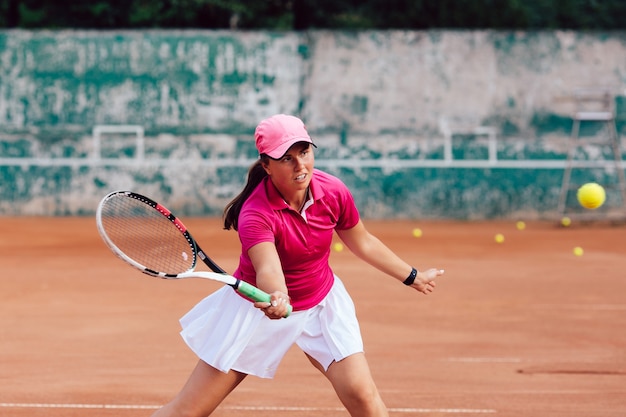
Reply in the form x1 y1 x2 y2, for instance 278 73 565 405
96 191 197 278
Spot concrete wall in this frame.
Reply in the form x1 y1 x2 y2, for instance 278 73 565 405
1 30 626 218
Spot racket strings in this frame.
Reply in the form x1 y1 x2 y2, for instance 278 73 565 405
99 195 196 275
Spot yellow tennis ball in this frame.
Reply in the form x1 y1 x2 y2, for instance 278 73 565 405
573 246 584 256
412 228 423 238
494 233 504 243
332 242 344 252
516 221 526 231
561 216 571 227
577 182 606 209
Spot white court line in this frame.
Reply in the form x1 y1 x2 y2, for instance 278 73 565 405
445 357 523 363
0 403 160 409
533 304 626 311
0 403 496 413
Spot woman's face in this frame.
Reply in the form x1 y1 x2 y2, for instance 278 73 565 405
263 142 314 195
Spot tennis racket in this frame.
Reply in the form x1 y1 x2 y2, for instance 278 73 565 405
96 190 291 316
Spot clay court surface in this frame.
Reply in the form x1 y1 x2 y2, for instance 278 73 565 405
1 216 625 416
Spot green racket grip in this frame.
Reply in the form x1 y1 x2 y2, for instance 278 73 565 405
234 280 292 318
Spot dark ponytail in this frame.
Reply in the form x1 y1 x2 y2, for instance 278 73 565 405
223 156 269 231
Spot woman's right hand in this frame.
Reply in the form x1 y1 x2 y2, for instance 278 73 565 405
255 291 291 319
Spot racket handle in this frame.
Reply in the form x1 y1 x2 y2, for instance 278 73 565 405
234 280 292 317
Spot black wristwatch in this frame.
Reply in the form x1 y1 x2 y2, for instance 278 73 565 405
403 267 418 286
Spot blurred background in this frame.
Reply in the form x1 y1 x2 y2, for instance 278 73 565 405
1 0 625 219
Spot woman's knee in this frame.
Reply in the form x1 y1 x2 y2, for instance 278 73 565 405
324 354 387 415
342 379 383 406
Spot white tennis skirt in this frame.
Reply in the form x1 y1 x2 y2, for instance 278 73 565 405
179 277 363 379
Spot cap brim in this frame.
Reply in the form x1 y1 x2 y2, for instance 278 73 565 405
266 138 315 159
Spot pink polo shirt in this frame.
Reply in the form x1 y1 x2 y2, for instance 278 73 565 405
233 169 360 311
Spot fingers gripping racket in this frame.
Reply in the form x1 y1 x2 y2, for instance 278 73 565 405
96 190 291 316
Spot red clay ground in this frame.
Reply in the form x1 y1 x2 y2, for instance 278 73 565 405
1 217 625 417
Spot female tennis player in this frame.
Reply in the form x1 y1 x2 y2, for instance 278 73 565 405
150 114 445 417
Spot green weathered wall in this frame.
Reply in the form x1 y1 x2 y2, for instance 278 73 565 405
1 30 625 219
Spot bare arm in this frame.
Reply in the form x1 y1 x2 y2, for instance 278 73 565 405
336 220 444 294
247 241 291 318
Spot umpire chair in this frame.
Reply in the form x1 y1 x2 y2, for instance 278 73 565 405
557 87 626 221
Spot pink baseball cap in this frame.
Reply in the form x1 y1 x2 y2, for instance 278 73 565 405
255 114 315 159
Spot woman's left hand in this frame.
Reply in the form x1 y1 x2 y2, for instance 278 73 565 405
410 268 445 295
